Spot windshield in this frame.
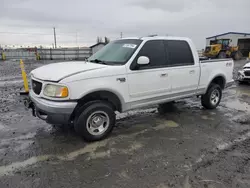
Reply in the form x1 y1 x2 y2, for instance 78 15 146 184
88 39 142 65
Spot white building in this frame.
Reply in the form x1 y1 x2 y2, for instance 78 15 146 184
206 32 250 57
90 42 106 54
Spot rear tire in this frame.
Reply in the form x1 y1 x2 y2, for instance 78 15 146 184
201 84 222 109
233 51 242 60
218 51 226 59
74 101 115 141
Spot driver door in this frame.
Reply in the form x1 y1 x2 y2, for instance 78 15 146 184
126 40 172 106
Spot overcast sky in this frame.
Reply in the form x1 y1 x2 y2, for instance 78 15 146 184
1 0 249 49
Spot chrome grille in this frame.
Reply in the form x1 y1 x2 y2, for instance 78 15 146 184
244 71 250 76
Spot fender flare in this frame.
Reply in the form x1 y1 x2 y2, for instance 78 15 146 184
206 74 226 92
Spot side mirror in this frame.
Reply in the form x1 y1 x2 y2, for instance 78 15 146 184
137 56 149 65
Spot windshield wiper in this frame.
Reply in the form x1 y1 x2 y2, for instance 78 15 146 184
89 59 107 65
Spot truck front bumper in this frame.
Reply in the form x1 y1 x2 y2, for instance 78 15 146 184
237 71 250 82
29 91 77 125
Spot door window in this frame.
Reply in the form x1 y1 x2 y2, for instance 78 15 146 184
164 40 194 66
131 40 168 70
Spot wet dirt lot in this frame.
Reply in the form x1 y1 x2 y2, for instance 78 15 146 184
0 59 250 188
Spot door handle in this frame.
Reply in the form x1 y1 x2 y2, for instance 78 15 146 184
189 70 195 74
160 73 168 77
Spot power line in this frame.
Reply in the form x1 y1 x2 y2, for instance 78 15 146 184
0 31 120 42
0 30 121 47
0 31 78 36
0 31 119 37
0 31 52 36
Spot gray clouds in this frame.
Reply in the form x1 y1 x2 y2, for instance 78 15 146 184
0 0 249 48
129 0 189 12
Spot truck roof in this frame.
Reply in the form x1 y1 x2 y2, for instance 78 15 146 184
120 36 191 41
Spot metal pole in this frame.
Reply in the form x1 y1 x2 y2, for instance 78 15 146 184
20 59 29 93
76 32 78 47
120 32 123 38
53 27 57 48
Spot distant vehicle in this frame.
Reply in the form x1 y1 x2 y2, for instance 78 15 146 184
237 61 250 83
27 36 234 141
203 39 242 60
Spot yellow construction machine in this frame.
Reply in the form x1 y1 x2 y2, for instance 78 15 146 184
203 39 242 60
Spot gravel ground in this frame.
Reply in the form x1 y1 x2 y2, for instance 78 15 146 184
0 59 250 188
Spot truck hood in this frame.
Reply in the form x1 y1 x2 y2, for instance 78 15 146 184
31 61 106 82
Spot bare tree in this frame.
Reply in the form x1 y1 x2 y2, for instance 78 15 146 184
96 37 103 43
104 37 110 44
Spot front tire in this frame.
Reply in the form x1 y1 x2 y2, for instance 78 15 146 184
201 84 222 109
74 101 115 141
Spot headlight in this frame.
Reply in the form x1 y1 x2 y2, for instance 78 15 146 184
43 84 69 98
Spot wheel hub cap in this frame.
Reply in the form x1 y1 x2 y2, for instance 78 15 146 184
92 116 104 127
210 89 220 105
86 111 110 136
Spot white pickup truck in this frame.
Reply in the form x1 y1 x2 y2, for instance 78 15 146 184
29 36 234 141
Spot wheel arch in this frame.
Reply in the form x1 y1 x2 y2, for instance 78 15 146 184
206 74 226 92
70 89 124 122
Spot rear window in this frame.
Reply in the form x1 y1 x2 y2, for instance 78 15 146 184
164 40 194 66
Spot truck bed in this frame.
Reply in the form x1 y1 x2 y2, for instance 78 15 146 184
198 58 234 92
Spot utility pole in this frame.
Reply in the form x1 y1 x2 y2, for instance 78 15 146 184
53 27 57 48
76 32 78 47
120 32 123 39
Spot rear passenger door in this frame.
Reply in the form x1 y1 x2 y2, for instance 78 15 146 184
164 40 199 95
127 40 172 103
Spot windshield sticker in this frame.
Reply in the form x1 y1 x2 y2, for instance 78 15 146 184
123 44 137 49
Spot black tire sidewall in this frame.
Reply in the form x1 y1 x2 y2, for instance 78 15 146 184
202 84 222 109
74 102 115 141
210 85 222 107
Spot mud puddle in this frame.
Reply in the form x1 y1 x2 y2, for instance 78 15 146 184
224 98 250 112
